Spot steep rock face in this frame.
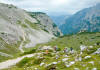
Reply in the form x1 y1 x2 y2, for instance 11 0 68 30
60 4 100 35
28 12 62 37
0 3 62 59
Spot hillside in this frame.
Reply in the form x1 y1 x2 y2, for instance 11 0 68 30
35 32 100 51
5 32 100 70
0 3 62 62
28 12 62 37
60 4 100 34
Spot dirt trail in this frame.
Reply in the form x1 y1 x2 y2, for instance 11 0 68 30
0 53 38 70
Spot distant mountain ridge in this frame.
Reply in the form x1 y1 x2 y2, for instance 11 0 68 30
60 4 100 34
50 15 70 26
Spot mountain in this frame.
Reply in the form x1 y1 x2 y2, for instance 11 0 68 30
60 4 100 35
50 15 70 26
0 3 62 62
28 12 62 37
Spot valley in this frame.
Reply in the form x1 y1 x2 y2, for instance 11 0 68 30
0 32 100 70
0 2 100 70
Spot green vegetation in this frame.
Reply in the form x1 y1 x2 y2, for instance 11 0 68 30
25 19 40 29
2 32 100 70
0 55 11 62
42 29 49 33
35 32 100 50
17 20 28 28
28 12 42 24
8 6 12 8
16 57 31 67
17 19 40 29
21 48 36 56
0 36 21 62
7 45 100 70
52 23 57 28
29 12 46 17
54 31 61 37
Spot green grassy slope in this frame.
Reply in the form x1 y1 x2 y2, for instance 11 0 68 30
0 37 21 62
35 32 100 50
5 32 100 70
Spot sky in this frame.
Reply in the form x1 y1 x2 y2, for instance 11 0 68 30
0 0 100 16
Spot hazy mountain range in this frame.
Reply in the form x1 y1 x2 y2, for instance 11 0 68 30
59 4 100 34
50 15 70 26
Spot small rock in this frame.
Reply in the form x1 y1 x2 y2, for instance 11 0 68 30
79 57 82 61
70 50 74 54
66 61 75 67
75 58 79 61
89 46 93 48
40 46 53 50
80 51 83 55
92 68 97 70
40 62 45 66
88 61 94 65
62 58 69 62
70 61 75 65
86 67 89 70
35 68 38 70
93 48 100 54
52 62 57 64
66 64 71 67
56 55 59 59
64 55 69 57
82 64 86 67
58 61 61 63
80 45 87 51
74 68 79 70
84 56 91 59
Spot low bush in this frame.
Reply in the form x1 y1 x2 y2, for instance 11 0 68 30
17 57 30 67
24 49 36 54
46 64 56 70
43 53 53 57
20 48 36 56
56 48 61 51
34 58 44 64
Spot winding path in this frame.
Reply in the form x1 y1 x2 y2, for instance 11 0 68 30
0 53 39 70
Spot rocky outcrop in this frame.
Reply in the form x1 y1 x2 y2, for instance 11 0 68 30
28 12 62 37
0 3 62 58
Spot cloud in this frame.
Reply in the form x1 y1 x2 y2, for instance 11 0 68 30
0 0 100 15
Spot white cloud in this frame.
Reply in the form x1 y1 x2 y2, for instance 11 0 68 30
0 0 100 15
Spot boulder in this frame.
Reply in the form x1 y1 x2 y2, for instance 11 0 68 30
74 68 80 70
39 46 53 50
66 61 75 67
88 61 94 65
62 58 69 62
40 62 45 66
80 45 87 51
92 68 97 70
93 48 100 54
84 56 91 59
52 62 57 65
